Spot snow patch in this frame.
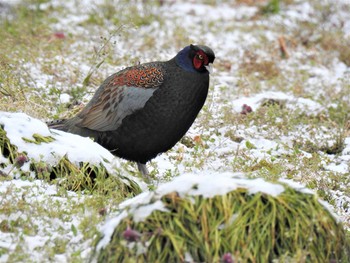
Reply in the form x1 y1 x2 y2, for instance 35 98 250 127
230 91 324 115
1 111 117 173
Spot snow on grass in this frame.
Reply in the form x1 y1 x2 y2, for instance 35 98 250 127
95 172 345 260
0 111 117 171
1 0 350 261
229 91 324 114
96 172 287 250
0 179 91 262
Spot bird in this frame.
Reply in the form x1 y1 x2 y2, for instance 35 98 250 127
48 44 215 178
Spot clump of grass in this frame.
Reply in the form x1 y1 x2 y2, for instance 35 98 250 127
0 61 41 117
261 0 280 14
93 177 349 262
0 125 141 197
292 125 347 155
0 124 18 165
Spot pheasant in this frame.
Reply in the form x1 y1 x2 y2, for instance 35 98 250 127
48 44 215 177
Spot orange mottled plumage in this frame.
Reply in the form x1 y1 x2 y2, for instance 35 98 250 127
112 67 164 88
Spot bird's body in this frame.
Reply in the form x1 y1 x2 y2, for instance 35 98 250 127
49 45 215 175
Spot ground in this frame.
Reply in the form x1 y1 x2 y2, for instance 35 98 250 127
0 0 349 262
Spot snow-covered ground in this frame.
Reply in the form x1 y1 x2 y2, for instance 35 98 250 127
1 0 349 262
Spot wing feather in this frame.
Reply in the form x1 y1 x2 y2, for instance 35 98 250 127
75 64 164 131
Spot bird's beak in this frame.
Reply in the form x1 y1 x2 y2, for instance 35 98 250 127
205 63 214 74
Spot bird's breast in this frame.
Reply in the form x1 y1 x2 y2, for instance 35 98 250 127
105 66 210 163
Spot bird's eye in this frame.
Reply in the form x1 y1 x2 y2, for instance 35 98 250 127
198 54 203 60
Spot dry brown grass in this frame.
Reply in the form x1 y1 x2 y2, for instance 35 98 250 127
239 50 280 80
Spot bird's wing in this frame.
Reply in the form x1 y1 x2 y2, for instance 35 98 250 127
75 64 164 132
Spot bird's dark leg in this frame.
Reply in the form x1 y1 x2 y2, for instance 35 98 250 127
137 162 150 181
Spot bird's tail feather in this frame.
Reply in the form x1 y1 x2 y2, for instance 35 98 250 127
46 119 68 131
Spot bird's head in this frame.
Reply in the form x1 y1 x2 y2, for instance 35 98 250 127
175 44 215 74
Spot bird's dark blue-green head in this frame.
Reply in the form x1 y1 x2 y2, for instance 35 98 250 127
175 44 215 74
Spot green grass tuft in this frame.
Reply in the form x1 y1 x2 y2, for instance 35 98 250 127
94 181 350 262
261 0 280 14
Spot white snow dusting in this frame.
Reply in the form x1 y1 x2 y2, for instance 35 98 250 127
0 111 116 167
1 0 350 261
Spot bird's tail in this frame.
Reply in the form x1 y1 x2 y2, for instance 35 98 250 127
46 119 68 131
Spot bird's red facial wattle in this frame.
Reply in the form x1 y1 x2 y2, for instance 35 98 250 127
193 50 209 71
